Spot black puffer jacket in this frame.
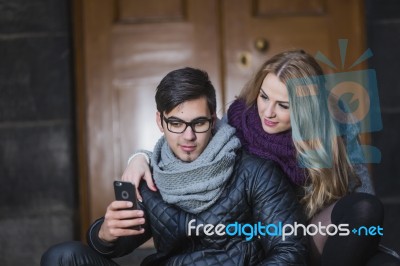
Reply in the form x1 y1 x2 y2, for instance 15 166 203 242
88 151 308 265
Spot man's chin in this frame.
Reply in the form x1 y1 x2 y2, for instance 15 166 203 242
178 152 199 163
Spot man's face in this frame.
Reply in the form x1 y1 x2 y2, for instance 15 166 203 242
156 97 214 162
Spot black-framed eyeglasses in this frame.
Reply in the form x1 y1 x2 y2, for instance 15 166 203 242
163 116 213 134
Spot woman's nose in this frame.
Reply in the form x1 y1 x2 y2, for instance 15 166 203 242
264 103 276 118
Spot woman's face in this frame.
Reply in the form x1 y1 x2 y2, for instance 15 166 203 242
257 73 291 134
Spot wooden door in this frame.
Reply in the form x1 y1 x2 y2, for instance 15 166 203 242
222 0 367 104
74 0 222 235
74 0 367 238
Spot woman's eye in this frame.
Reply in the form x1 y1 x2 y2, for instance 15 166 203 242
260 94 268 100
279 104 289 109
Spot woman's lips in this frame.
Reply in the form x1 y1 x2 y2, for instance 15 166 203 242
264 118 278 127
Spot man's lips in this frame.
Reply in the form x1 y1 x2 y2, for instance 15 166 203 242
264 118 278 127
180 145 196 152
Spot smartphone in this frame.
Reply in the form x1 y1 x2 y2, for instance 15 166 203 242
113 181 141 230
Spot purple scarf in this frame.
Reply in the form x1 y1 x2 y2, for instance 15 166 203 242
227 99 307 186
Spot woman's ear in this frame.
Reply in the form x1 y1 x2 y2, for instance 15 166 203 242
156 112 164 132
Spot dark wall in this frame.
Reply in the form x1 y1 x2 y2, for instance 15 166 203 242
366 0 400 253
0 1 77 265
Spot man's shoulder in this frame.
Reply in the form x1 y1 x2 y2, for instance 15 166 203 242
233 151 294 203
238 150 280 169
233 150 286 186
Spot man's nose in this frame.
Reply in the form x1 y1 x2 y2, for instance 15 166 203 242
182 125 196 140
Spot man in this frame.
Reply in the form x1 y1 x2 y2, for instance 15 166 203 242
41 67 307 265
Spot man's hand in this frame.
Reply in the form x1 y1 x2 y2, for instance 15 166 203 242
98 201 145 243
121 154 156 201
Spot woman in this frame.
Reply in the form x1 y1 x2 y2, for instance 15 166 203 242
124 50 399 265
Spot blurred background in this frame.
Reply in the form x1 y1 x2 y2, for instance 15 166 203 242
0 0 399 265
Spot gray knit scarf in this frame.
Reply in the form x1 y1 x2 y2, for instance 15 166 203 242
149 120 241 214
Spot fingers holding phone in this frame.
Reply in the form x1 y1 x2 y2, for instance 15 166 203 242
113 181 144 231
98 182 145 243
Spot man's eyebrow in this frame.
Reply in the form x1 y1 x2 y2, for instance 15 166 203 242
166 116 210 121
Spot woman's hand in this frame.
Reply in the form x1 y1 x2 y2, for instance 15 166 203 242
121 154 156 201
98 201 145 243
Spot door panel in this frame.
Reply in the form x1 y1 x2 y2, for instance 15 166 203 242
117 0 185 22
256 0 325 15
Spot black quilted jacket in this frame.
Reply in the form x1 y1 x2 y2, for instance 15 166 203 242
88 151 308 265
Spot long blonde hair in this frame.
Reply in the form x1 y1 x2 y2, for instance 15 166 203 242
239 50 360 219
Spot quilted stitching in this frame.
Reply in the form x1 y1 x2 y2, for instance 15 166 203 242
136 152 308 265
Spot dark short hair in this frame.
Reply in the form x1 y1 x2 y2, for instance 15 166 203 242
155 67 216 115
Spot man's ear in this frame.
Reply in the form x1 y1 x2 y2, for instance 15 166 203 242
211 114 217 129
156 112 164 132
